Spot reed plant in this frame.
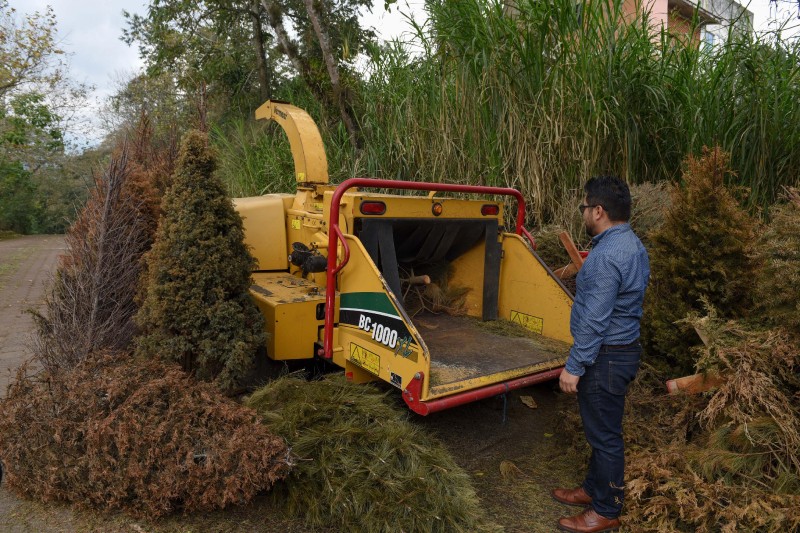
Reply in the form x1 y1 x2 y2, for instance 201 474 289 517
357 0 800 224
211 119 296 197
214 0 800 232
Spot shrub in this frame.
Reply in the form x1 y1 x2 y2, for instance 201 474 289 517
753 187 800 336
641 147 759 375
246 375 490 533
0 352 290 518
136 130 265 393
628 181 670 248
530 225 574 273
687 308 800 493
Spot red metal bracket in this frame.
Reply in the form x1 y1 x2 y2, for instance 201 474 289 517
402 372 427 414
521 226 537 250
402 367 565 416
322 178 535 360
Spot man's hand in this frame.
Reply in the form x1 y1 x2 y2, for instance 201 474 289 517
559 368 580 394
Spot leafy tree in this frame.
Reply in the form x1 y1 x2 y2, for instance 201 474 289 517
0 92 66 233
123 0 375 147
642 147 759 375
262 0 373 147
0 2 89 234
1 92 64 167
136 130 265 393
100 71 192 175
123 0 277 114
0 158 35 233
0 1 63 98
0 2 85 141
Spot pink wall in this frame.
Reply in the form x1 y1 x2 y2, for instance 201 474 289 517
621 0 700 41
646 0 670 32
621 0 670 32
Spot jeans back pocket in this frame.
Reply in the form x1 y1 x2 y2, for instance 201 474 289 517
608 360 640 395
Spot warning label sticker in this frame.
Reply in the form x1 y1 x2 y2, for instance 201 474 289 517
510 310 544 335
350 343 380 375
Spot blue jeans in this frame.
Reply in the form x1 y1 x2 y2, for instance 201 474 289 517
578 344 641 519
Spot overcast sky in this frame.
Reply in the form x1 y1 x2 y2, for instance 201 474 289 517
16 0 800 147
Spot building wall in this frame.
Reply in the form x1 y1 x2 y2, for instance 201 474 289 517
504 0 737 46
621 0 683 38
701 0 753 45
668 9 702 41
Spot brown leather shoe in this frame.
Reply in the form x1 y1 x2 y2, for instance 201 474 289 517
551 486 592 507
557 508 620 532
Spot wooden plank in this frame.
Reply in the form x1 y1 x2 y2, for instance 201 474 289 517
666 372 726 395
559 231 584 270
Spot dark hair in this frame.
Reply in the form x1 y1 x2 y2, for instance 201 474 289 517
584 175 631 222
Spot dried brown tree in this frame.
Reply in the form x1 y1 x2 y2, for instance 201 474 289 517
32 146 155 373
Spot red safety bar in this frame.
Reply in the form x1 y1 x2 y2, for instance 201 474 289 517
402 368 564 415
319 178 536 360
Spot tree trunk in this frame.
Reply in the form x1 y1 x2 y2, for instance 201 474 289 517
261 0 309 79
250 0 271 99
262 0 326 105
302 0 360 150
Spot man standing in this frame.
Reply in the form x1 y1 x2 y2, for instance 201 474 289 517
552 175 650 533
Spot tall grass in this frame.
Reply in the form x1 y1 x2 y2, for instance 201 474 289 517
356 0 800 224
211 81 366 196
215 0 800 227
211 119 295 197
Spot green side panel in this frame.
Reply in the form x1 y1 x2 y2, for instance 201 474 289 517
340 291 398 316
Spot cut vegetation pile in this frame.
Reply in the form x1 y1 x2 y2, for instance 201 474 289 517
614 150 800 531
624 313 800 531
753 187 800 335
246 375 492 533
400 263 470 317
0 352 290 518
689 313 800 493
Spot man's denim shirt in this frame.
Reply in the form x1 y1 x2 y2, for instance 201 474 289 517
566 223 650 377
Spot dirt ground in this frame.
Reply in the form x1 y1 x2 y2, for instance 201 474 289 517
0 234 65 393
0 234 587 532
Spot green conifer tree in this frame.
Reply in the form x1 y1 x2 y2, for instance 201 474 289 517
642 147 759 375
136 130 265 392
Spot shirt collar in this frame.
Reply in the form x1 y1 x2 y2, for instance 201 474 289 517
590 222 631 247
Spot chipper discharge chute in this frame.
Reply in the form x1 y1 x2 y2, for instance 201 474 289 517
234 100 575 415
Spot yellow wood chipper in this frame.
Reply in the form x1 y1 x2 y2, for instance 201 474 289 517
234 100 575 415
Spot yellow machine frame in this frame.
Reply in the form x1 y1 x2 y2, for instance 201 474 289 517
234 101 574 415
